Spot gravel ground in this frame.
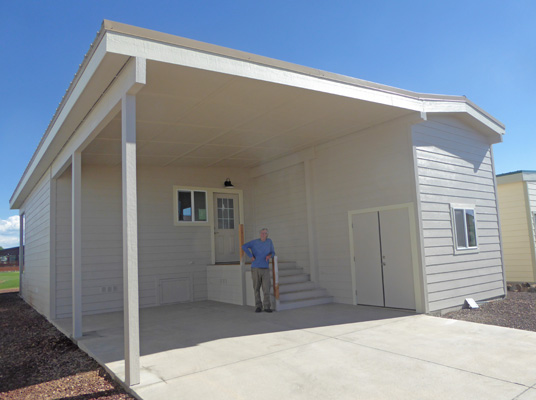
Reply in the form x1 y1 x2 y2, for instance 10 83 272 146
1 290 535 399
442 291 536 332
0 292 135 400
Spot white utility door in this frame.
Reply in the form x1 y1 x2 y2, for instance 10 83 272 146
353 207 416 310
214 193 239 263
353 212 384 307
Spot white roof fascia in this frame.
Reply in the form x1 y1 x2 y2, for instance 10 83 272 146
50 57 146 180
10 36 109 209
105 29 505 137
422 100 505 141
105 32 426 113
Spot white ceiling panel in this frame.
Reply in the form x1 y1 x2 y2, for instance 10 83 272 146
151 125 224 144
186 144 247 158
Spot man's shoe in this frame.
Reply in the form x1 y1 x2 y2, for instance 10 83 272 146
264 308 272 313
255 307 262 313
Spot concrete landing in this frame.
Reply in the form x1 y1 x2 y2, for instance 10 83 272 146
54 302 536 400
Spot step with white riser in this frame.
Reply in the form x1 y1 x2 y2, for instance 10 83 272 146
278 281 316 293
278 268 304 277
278 296 333 311
278 274 309 284
279 288 328 302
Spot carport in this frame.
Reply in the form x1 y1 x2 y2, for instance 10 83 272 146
53 302 536 400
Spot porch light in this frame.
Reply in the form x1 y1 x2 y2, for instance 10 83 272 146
224 178 234 188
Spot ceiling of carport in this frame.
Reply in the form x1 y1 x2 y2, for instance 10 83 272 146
82 60 412 168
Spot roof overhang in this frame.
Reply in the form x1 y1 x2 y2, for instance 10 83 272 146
10 20 506 209
496 170 536 184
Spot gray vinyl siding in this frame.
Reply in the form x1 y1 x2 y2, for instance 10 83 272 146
20 171 51 317
252 164 309 270
414 116 504 312
55 164 252 318
312 118 415 304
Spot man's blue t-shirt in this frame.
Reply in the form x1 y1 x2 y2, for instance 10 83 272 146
242 238 275 269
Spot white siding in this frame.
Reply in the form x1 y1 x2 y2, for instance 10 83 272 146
312 118 415 304
55 164 253 318
414 116 505 312
20 170 51 317
252 164 309 269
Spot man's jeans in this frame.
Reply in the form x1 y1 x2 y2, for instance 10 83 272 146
252 267 271 309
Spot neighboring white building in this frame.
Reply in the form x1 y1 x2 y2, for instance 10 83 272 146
496 171 536 282
10 20 506 384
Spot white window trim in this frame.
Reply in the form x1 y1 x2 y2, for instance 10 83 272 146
450 203 479 255
173 186 210 226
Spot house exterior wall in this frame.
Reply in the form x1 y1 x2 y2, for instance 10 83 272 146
497 181 534 282
251 163 309 270
55 164 253 318
20 170 51 317
496 181 536 282
413 116 505 312
311 118 416 304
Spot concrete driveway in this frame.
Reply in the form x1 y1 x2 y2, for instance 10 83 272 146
54 301 536 400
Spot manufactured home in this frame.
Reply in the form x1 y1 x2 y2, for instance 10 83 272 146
496 171 536 282
10 21 506 385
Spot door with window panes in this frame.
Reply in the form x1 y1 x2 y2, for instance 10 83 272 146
214 193 239 263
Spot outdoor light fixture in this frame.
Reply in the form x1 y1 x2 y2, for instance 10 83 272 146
224 178 234 188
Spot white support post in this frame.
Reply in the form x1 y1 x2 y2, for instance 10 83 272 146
122 93 140 386
304 159 319 283
72 151 82 339
19 214 24 293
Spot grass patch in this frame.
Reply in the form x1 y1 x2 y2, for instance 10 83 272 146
0 271 20 290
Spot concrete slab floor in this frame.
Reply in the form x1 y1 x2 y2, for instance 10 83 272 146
54 301 536 400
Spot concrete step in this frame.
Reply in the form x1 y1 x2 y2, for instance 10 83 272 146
279 288 328 302
276 261 297 270
278 268 304 277
278 273 309 285
278 281 316 293
278 296 334 311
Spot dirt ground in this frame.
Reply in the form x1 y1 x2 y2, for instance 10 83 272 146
1 290 535 399
0 292 135 400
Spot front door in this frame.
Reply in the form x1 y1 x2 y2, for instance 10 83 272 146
214 193 239 263
352 207 416 310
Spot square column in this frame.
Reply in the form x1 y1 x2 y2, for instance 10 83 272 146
122 93 140 386
72 151 82 339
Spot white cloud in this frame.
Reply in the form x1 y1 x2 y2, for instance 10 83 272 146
0 216 20 248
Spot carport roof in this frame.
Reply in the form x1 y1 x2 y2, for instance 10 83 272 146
11 20 505 209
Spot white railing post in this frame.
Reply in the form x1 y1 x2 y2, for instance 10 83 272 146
272 256 280 311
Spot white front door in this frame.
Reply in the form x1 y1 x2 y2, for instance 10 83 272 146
352 207 416 310
214 193 239 263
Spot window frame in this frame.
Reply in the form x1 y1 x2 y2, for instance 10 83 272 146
174 188 209 225
450 204 479 254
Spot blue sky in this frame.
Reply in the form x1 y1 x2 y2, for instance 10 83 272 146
1 0 535 248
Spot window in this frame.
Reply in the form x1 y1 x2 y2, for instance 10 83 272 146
217 197 235 229
177 190 207 222
452 206 477 250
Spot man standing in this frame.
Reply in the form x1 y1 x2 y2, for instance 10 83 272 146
242 228 275 313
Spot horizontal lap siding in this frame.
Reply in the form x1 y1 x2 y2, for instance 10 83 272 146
21 171 51 317
313 119 414 304
497 182 534 282
55 165 252 318
252 164 309 269
414 117 505 312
